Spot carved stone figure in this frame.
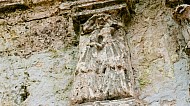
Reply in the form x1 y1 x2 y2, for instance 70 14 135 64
70 13 134 104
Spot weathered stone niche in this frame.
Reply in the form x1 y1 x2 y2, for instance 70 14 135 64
71 13 134 104
69 0 137 105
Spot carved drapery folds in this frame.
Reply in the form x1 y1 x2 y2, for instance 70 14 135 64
71 13 134 104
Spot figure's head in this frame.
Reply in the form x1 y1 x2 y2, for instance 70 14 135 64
82 14 123 34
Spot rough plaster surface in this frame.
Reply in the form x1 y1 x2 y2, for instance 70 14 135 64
0 3 78 105
0 15 76 58
0 48 78 106
127 0 190 105
0 0 189 106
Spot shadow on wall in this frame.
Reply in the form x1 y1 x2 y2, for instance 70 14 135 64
184 0 190 4
0 4 29 13
165 0 190 8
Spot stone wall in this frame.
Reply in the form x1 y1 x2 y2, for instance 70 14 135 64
0 0 189 106
128 0 190 105
0 1 78 105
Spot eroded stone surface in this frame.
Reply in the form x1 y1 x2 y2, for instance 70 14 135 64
0 48 78 106
0 0 190 106
127 0 190 106
71 13 134 104
0 2 78 105
0 15 77 58
173 4 190 50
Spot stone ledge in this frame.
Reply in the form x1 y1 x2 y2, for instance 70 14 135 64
0 0 58 14
76 98 145 106
72 3 127 17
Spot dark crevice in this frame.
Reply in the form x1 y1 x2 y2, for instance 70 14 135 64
0 4 29 14
73 14 92 35
184 0 190 4
165 0 184 8
102 67 106 74
98 35 103 44
23 16 49 22
165 0 190 8
184 48 190 56
189 84 190 96
20 85 30 102
106 96 121 100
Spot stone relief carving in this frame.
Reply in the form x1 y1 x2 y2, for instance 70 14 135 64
70 13 134 104
173 4 190 49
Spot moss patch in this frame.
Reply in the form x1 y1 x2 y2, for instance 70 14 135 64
138 69 151 89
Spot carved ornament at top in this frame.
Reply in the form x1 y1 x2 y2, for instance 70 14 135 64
59 0 133 17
